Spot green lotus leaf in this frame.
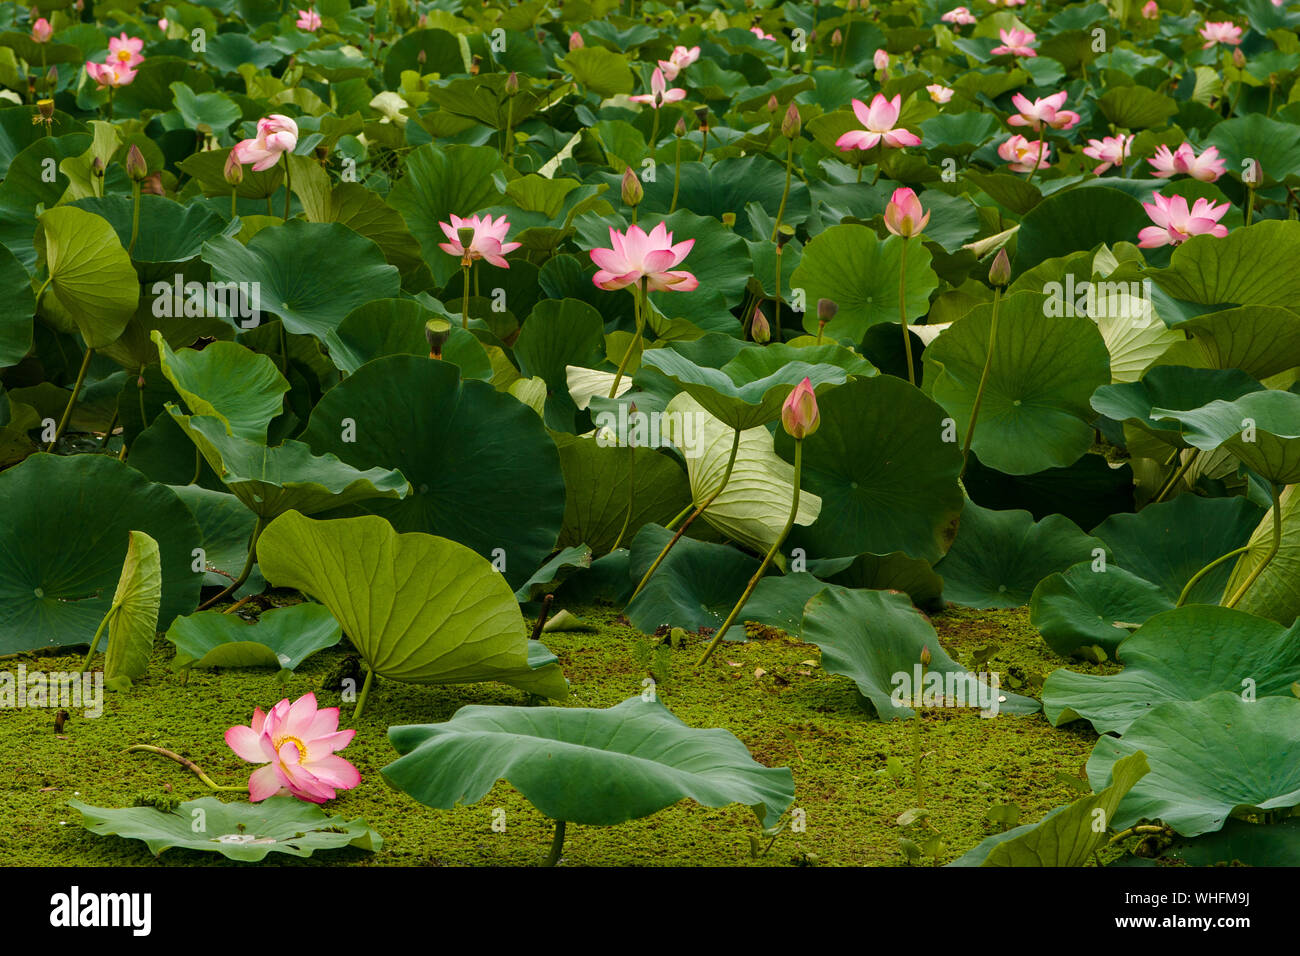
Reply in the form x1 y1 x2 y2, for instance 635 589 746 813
383 696 794 828
799 587 1040 720
558 46 635 96
813 551 945 609
1097 86 1178 128
0 105 87 177
513 298 607 431
70 194 237 282
1150 389 1300 485
934 501 1103 609
923 292 1111 474
1014 188 1150 275
1140 817 1300 867
625 523 760 637
154 332 288 441
1087 693 1300 837
69 795 380 862
637 157 811 239
176 146 283 200
1174 306 1300 380
0 132 91 269
320 182 426 276
35 206 139 349
1148 220 1300 307
1092 366 1264 449
169 485 265 598
1225 485 1300 625
98 530 161 692
1044 606 1300 735
169 81 242 132
0 454 201 652
0 241 33 368
381 28 464 86
962 452 1135 532
1206 113 1300 186
1030 565 1174 658
165 603 342 673
324 298 490 380
513 545 594 604
256 511 567 698
779 375 964 563
300 356 564 590
201 220 400 340
169 410 410 520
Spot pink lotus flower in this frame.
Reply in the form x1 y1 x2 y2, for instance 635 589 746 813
873 48 890 72
1141 1 1159 17
942 6 977 24
589 222 698 293
231 114 299 171
225 693 360 804
658 45 700 81
1137 193 1230 248
986 0 1026 5
992 28 1037 57
781 378 820 440
569 31 583 50
1006 91 1081 131
107 33 145 68
158 18 169 31
927 84 955 104
630 67 686 108
437 213 521 268
31 18 52 43
1083 133 1134 174
295 8 322 31
1147 143 1226 182
884 187 930 238
85 60 138 88
1200 21 1242 48
751 26 777 41
999 134 1051 172
836 94 921 151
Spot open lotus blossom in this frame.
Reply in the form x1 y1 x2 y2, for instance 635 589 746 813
589 222 698 292
836 94 921 151
630 67 686 108
85 60 138 88
1199 21 1242 47
657 45 700 81
884 187 930 238
927 84 955 104
107 33 145 68
437 213 520 268
1006 91 1080 131
991 28 1037 57
1141 0 1159 17
31 17 52 43
1147 143 1226 182
998 133 1051 172
1082 133 1134 174
781 378 820 440
231 113 298 171
296 8 322 31
1137 193 1230 248
225 693 360 804
941 6 977 25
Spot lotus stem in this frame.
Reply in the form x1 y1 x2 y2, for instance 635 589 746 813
959 287 1001 479
773 249 783 342
542 819 566 866
1152 448 1199 503
125 745 243 792
771 136 795 242
608 280 646 398
79 607 113 674
648 108 660 164
196 516 265 611
899 236 915 385
1176 545 1251 607
231 187 238 219
697 439 802 667
609 439 637 553
281 150 292 220
354 666 375 720
99 410 118 450
1224 482 1285 609
127 181 141 256
529 593 554 641
670 136 682 213
137 366 147 426
461 262 471 330
1026 128 1046 183
504 96 515 168
45 347 94 452
913 660 926 808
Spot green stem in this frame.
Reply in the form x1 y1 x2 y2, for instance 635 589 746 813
1176 545 1251 607
664 501 696 531
1153 448 1198 503
648 109 660 164
100 410 118 450
1245 186 1257 227
1026 128 1046 183
354 666 375 720
899 237 915 385
959 288 1000 478
461 263 471 330
913 662 926 808
697 439 802 667
504 96 515 168
137 367 147 426
773 249 782 342
1224 483 1285 609
231 188 238 219
125 745 244 792
670 137 682 213
607 280 646 398
128 182 141 255
770 137 795 242
282 151 292 220
196 516 265 611
45 346 94 451
79 608 113 673
189 446 202 485
542 819 566 866
609 440 637 554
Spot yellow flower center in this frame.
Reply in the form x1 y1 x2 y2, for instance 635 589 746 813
276 735 308 763
116 50 133 62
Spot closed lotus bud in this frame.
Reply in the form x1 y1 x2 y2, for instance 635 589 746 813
781 377 820 440
989 248 1011 287
223 150 243 186
44 65 57 89
920 644 931 667
1232 47 1245 69
417 49 426 65
817 297 838 323
32 17 52 44
883 187 930 238
621 166 643 206
126 144 148 182
831 29 842 47
874 48 890 72
847 0 858 10
92 156 105 179
674 116 686 137
767 94 779 113
781 101 801 139
505 71 519 96
751 306 771 343
569 31 583 50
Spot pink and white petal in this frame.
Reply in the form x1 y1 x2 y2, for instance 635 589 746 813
850 98 873 127
248 764 284 801
1136 226 1171 248
304 754 362 790
225 725 266 763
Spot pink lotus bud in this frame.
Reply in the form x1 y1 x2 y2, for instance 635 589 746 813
920 644 931 667
989 248 1011 287
674 116 686 136
92 157 105 178
883 187 930 238
505 71 519 96
817 298 838 323
781 101 801 139
1141 1 1158 18
158 18 169 31
781 377 820 440
767 94 779 112
751 306 770 343
223 150 243 185
31 17 52 43
1232 47 1245 68
621 166 643 206
874 49 890 72
125 144 148 182
569 31 584 50
831 29 843 47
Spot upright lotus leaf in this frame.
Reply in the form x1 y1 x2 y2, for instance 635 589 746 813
1173 306 1300 381
0 132 92 269
169 485 265 596
324 299 490 380
1091 366 1265 450
99 530 162 691
779 375 964 563
513 545 594 603
383 696 795 829
70 194 236 281
69 796 380 862
1087 693 1300 837
1013 187 1150 274
35 206 139 349
625 523 761 636
1085 284 1180 384
789 224 938 341
799 587 1039 720
0 455 201 652
949 753 1150 867
922 292 1111 475
165 603 342 674
1148 220 1300 307
665 393 821 554
256 511 567 698
816 551 945 609
1225 485 1300 625
1030 565 1174 658
0 242 33 368
168 410 410 520
200 220 401 340
1150 390 1300 485
1044 606 1300 735
300 356 564 590
512 298 606 430
154 332 289 441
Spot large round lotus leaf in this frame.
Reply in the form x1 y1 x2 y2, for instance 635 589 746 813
814 551 945 609
200 220 401 340
1013 187 1149 275
1091 366 1264 450
637 157 811 239
512 298 607 431
169 485 265 597
1149 220 1300 307
1175 306 1300 380
300 356 565 590
0 242 33 368
176 146 283 200
324 298 490 380
1087 693 1300 837
1151 390 1300 485
169 410 410 520
922 292 1111 475
1030 564 1174 658
624 523 760 636
165 603 342 672
35 206 139 349
386 144 505 286
778 375 964 563
1206 114 1300 185
552 433 692 555
70 194 235 281
154 332 288 441
0 132 92 269
962 452 1135 531
1044 606 1300 735
1142 818 1300 867
1225 485 1300 626
799 587 1040 720
933 501 1103 609
789 225 938 342
256 511 566 698
383 696 794 828
69 796 380 862
0 454 201 652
